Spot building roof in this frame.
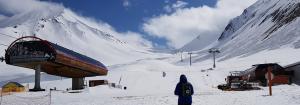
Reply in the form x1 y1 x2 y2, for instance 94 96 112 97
2 82 24 88
49 42 107 70
252 63 280 67
241 63 283 76
283 61 300 69
11 41 108 70
242 66 258 75
252 63 283 69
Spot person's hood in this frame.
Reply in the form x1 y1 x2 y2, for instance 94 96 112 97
180 74 187 83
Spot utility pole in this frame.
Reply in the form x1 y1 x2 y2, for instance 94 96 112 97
118 76 122 85
209 48 220 68
180 51 183 62
188 52 192 66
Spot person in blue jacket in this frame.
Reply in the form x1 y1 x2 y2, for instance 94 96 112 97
174 74 194 105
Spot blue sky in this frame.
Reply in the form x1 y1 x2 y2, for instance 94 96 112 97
46 0 218 48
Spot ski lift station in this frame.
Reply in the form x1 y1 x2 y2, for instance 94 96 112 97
3 36 108 91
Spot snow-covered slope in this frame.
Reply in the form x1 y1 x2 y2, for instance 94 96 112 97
0 5 154 81
216 0 300 60
181 0 300 62
2 51 300 105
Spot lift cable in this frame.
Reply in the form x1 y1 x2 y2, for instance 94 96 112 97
0 33 18 39
0 43 8 47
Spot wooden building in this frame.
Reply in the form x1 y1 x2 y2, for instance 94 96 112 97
284 61 300 84
89 80 108 87
240 63 292 86
1 82 25 93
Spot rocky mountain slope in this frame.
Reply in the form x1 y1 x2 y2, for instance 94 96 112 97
182 0 300 62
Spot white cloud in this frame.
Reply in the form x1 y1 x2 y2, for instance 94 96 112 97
143 0 257 48
164 0 170 4
164 0 188 13
172 1 188 10
120 32 153 48
163 5 172 13
0 0 63 16
123 0 131 8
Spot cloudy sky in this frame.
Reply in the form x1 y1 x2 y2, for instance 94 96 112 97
0 0 257 49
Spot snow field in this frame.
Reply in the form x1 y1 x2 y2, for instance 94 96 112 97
3 48 299 105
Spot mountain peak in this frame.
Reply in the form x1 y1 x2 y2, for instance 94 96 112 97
0 5 152 66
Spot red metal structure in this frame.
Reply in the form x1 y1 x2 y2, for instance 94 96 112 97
4 36 108 90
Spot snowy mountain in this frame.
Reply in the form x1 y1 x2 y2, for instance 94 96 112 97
181 0 300 62
0 5 155 81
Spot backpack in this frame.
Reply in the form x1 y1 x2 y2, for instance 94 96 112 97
181 83 192 96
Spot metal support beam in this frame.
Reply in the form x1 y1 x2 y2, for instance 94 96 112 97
72 78 84 90
29 65 45 91
180 51 183 62
209 48 220 68
213 53 216 68
188 52 192 66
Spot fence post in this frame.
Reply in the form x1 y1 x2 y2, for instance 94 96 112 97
49 90 52 105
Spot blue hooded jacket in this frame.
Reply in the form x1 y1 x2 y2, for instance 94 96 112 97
174 75 194 105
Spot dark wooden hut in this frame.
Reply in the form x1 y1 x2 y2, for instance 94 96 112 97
241 63 291 86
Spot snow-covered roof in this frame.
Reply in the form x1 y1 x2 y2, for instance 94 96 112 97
283 61 300 69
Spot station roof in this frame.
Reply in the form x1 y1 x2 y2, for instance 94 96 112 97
49 42 107 70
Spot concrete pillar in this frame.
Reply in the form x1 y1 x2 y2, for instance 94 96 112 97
72 78 84 90
29 65 45 91
34 65 41 89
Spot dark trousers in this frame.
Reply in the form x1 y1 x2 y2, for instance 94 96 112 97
179 104 191 105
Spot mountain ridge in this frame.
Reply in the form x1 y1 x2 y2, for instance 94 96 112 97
180 0 300 62
0 6 155 81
